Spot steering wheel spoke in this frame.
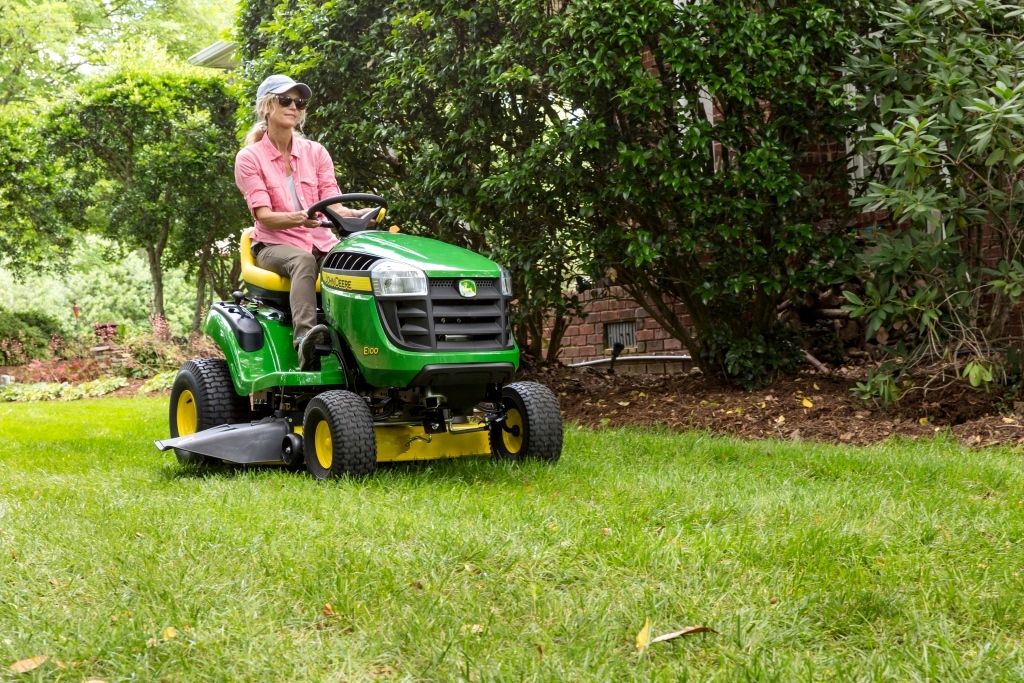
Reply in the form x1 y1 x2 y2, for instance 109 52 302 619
306 193 388 237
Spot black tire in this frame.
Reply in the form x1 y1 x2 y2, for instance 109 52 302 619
490 381 563 462
169 358 251 466
302 390 376 479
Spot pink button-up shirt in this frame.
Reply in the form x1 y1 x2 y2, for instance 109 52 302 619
234 133 342 253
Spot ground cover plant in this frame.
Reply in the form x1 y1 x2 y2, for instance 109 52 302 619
2 399 1024 680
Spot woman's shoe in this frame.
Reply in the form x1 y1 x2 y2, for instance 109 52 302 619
298 325 330 371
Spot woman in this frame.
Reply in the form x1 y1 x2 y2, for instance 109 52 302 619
234 75 375 371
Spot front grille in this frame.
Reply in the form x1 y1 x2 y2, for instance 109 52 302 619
322 251 380 272
377 278 512 351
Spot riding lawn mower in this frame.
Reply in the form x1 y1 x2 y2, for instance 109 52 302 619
155 194 564 478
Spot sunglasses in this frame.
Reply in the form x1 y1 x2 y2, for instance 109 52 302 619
275 95 308 110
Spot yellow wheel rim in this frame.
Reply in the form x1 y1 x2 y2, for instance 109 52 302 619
502 408 524 454
315 420 333 469
176 390 197 436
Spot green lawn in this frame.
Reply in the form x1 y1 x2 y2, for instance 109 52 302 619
1 399 1024 682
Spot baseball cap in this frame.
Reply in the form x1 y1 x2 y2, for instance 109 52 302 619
256 75 312 103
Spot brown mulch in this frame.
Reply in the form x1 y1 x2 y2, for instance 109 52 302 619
5 361 1022 448
520 364 1024 449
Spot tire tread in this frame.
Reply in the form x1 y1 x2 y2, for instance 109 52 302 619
303 390 376 478
490 381 563 462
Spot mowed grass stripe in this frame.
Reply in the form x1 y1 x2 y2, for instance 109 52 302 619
0 398 1023 681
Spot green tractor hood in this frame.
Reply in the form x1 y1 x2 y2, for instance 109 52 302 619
338 232 501 278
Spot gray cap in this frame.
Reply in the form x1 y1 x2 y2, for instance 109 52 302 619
256 74 312 103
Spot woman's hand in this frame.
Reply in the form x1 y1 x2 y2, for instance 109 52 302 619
288 211 321 229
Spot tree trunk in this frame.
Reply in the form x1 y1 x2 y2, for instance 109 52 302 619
546 314 569 362
192 248 211 333
145 245 166 319
145 218 172 320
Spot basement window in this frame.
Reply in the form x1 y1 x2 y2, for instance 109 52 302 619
605 320 637 350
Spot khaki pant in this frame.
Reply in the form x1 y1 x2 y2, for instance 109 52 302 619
254 243 326 346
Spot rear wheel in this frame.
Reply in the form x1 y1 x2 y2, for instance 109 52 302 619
302 390 376 479
490 381 563 462
169 358 250 465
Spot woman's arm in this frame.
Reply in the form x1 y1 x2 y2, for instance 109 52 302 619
254 206 321 230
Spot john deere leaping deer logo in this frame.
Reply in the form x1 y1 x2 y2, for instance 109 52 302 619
458 279 477 298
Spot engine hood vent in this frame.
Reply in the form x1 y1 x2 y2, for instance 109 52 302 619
322 251 381 272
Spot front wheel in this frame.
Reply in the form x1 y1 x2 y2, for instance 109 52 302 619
169 358 250 466
490 382 563 462
302 390 377 479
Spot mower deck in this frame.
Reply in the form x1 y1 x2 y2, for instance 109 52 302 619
156 418 492 465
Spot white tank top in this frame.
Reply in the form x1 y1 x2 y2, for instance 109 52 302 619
286 176 302 211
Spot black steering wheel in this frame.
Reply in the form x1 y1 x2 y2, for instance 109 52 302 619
306 193 388 236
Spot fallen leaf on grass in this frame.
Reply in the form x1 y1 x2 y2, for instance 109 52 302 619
636 617 651 652
322 604 335 617
9 656 47 673
534 643 544 658
461 624 484 635
48 578 59 588
649 625 718 644
162 626 177 641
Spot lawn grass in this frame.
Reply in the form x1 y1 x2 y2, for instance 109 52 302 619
1 398 1024 681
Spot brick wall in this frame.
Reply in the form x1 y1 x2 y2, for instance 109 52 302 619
556 286 692 367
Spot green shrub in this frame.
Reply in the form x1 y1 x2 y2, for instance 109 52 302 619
0 376 127 402
0 306 63 364
138 371 176 393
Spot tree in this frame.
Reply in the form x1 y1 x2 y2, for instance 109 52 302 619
0 0 236 106
0 108 79 273
842 0 1024 395
237 0 590 361
237 0 873 380
542 0 870 386
46 57 247 324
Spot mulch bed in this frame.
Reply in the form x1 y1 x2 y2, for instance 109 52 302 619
6 361 1023 448
520 364 1024 449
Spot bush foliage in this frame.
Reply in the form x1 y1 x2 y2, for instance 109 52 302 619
0 307 62 364
237 0 871 384
843 0 1024 399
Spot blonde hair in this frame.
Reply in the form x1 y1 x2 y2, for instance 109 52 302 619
244 93 307 146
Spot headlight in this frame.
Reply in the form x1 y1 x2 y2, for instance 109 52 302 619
370 260 428 296
499 265 513 297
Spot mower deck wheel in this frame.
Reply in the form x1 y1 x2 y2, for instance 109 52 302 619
302 390 376 479
490 381 563 462
169 358 251 466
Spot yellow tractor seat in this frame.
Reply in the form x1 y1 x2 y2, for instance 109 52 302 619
240 227 321 294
